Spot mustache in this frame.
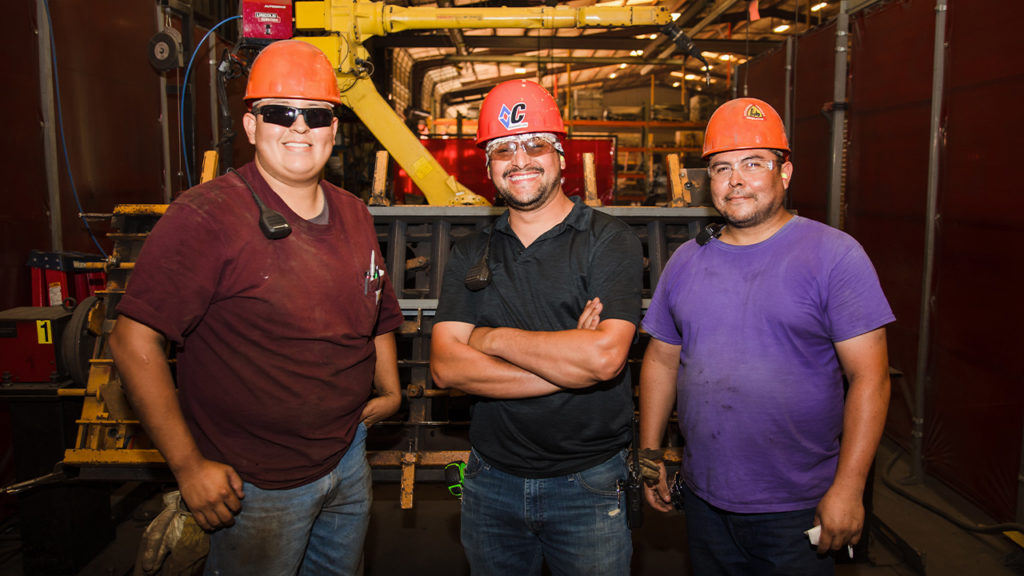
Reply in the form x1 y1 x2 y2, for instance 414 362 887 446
502 166 544 178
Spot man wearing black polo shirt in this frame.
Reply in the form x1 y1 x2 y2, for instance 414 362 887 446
431 79 643 576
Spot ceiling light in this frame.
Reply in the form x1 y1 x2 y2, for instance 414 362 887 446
773 23 791 33
684 73 698 80
719 54 732 61
700 65 711 71
609 72 617 79
670 71 683 77
811 2 827 11
649 33 658 40
619 63 627 69
672 81 680 87
514 67 527 74
670 13 680 21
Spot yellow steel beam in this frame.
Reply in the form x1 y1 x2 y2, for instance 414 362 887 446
294 0 672 205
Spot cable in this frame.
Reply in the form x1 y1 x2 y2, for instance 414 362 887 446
882 445 1024 535
179 15 241 187
41 0 107 257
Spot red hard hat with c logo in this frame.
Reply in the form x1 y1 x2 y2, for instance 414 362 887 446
476 80 566 148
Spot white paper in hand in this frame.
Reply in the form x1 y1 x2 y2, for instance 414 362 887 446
803 524 853 558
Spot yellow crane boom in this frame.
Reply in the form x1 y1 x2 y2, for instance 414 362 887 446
293 0 672 205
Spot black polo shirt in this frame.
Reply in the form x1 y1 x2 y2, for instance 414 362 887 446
435 196 643 477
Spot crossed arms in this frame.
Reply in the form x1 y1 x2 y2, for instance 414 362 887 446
430 298 637 399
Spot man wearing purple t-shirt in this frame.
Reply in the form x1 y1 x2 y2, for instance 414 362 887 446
639 98 893 575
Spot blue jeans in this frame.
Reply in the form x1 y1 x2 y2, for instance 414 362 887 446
205 423 371 576
683 483 834 576
460 448 632 576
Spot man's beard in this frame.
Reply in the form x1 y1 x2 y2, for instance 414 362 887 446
494 166 560 211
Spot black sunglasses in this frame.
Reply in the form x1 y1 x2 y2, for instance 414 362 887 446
253 104 334 129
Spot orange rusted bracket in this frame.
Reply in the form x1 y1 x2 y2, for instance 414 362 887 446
367 450 470 509
667 154 691 207
400 451 418 509
582 152 602 207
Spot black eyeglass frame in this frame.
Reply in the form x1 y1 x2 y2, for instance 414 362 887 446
252 104 335 129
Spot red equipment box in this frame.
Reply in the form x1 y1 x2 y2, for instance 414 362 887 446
241 0 294 45
0 307 71 384
27 250 106 308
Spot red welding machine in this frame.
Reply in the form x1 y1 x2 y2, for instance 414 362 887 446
241 0 294 45
0 307 73 384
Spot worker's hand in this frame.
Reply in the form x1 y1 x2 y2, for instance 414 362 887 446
813 484 864 554
642 460 674 513
174 457 244 532
361 391 401 427
577 298 603 330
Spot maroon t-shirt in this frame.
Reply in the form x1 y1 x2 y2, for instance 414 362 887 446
118 163 403 489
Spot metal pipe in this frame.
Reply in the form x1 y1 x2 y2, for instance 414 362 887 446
208 33 218 171
446 54 685 67
826 0 849 229
910 0 948 483
784 36 794 147
156 7 172 202
37 0 62 250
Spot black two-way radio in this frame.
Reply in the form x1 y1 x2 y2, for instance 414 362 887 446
696 223 724 246
464 224 495 291
227 168 292 240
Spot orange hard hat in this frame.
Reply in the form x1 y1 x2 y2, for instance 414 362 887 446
702 98 789 159
244 40 341 106
476 80 565 147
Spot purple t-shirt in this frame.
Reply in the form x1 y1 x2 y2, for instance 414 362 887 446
642 216 894 513
117 162 403 489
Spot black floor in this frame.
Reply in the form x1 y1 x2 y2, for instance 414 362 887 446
1 439 1021 576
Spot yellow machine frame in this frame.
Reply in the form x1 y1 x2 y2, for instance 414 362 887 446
292 0 672 206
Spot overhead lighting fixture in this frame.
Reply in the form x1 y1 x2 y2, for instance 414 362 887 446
719 54 732 61
684 73 698 80
670 13 681 21
811 2 828 11
619 63 627 69
514 67 527 74
700 64 712 71
672 81 680 87
609 72 618 79
670 70 683 77
649 33 658 40
773 23 791 33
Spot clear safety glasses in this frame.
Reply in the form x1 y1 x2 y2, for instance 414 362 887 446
253 104 335 129
707 157 776 180
486 136 558 162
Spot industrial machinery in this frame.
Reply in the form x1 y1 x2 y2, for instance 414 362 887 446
236 0 674 205
54 202 713 509
47 1 712 511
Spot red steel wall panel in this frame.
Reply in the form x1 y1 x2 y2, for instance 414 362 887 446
742 0 1024 521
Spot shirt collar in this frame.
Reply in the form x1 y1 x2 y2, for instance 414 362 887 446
494 195 591 238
